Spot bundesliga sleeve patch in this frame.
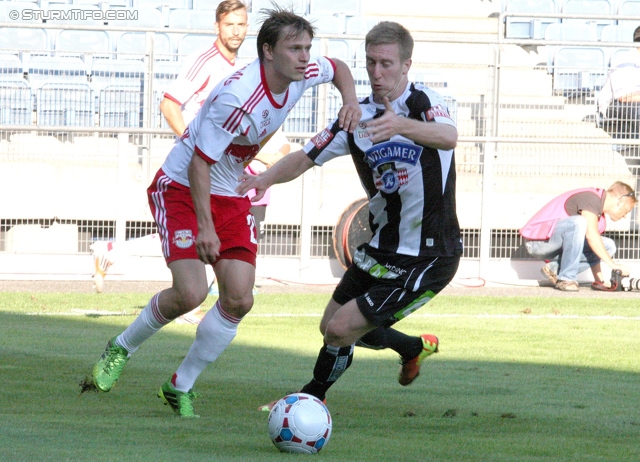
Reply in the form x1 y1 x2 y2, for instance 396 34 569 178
425 104 449 121
310 128 334 149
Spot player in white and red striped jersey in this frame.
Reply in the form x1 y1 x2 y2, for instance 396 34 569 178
160 0 249 135
91 6 361 417
90 1 249 294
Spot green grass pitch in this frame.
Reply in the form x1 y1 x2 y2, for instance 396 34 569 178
1 291 639 461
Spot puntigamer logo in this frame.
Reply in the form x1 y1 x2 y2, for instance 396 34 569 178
365 141 423 169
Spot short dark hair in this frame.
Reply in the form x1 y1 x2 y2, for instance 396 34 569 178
215 0 247 23
256 4 315 62
634 25 640 42
365 21 414 61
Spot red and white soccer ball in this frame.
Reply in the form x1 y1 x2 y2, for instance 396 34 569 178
267 393 332 454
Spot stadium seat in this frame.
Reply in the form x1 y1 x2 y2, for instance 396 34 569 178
237 35 258 61
27 55 88 90
116 31 173 60
191 0 219 10
168 8 217 30
55 30 112 59
0 53 25 79
544 22 599 73
306 13 346 35
36 82 95 126
345 16 378 36
610 47 639 68
504 0 558 39
251 0 307 14
0 27 49 55
133 0 189 8
618 0 640 26
152 60 180 128
99 84 142 127
40 4 104 25
106 6 166 27
90 58 145 92
310 37 349 60
561 0 614 37
283 87 316 133
309 0 358 16
177 34 216 59
0 78 32 125
600 24 639 67
0 2 45 24
551 47 606 95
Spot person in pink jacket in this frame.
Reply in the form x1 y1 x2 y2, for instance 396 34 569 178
520 181 636 291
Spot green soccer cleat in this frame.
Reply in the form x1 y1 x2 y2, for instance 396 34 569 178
92 336 130 392
398 334 439 386
158 380 200 418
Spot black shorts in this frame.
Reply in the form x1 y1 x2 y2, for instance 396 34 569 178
332 244 460 328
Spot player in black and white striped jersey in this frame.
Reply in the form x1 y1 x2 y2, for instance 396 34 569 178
239 21 463 407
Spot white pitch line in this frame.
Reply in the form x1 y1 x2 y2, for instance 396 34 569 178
23 312 640 321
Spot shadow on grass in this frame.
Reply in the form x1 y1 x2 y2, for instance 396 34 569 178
1 311 640 462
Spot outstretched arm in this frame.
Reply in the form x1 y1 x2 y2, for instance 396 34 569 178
237 150 315 201
330 58 361 133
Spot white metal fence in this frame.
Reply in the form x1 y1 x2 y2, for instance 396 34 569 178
2 8 640 281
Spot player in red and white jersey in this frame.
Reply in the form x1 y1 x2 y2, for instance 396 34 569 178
161 55 337 196
90 0 249 295
160 0 248 134
91 6 361 417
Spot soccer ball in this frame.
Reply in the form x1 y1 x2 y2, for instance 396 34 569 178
267 393 332 454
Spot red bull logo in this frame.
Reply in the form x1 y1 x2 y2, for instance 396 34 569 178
173 229 194 249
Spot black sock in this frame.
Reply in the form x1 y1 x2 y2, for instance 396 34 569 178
358 327 422 361
300 344 353 400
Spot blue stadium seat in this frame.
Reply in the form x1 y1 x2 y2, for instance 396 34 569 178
551 47 606 95
55 30 112 59
37 82 95 126
309 0 358 16
505 0 558 39
99 84 142 127
0 78 32 125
